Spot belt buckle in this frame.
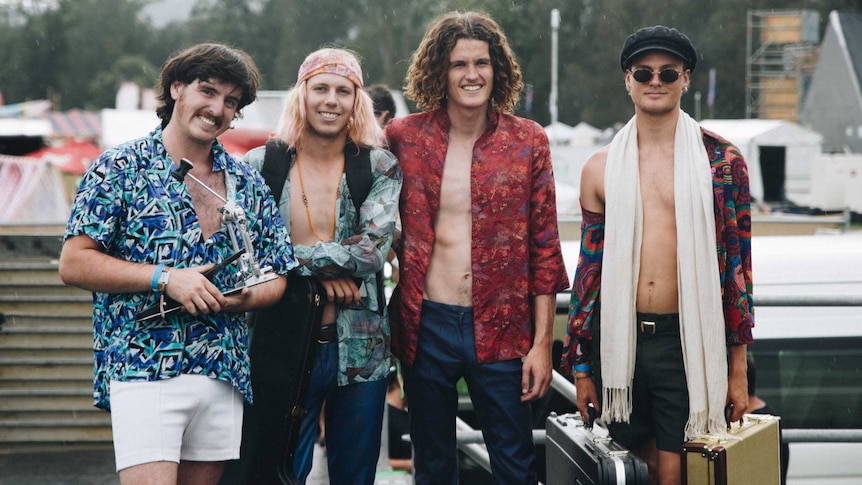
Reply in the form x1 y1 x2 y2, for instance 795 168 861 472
639 320 656 334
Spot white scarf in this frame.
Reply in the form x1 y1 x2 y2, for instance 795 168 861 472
601 110 728 439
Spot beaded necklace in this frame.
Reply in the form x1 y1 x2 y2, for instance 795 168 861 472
295 152 343 242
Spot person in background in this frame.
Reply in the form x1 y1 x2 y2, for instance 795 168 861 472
563 25 754 485
58 42 294 484
386 370 413 473
385 11 569 484
243 47 401 485
366 83 402 286
366 83 397 127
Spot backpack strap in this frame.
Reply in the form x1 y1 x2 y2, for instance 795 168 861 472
262 139 291 205
344 142 373 215
261 140 387 316
344 143 386 316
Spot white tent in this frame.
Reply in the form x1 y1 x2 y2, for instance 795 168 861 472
570 121 602 146
544 121 575 145
699 119 823 204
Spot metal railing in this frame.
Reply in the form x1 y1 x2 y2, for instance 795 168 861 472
456 292 862 474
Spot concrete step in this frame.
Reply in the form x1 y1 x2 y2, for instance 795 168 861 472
1 347 92 361
0 312 91 329
0 297 94 317
0 390 96 413
0 359 91 380
0 380 90 392
0 331 91 349
0 421 112 444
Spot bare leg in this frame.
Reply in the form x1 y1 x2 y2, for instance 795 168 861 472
656 449 682 485
119 461 178 485
178 460 225 485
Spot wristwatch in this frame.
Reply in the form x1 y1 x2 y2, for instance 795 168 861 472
157 268 171 293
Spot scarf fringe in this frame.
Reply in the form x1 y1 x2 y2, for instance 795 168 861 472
602 386 632 423
685 411 734 441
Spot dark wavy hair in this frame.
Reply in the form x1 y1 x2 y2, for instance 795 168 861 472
405 11 523 113
155 43 260 127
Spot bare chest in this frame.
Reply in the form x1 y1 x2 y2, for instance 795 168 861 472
438 143 473 214
639 156 675 212
185 170 227 240
289 163 342 245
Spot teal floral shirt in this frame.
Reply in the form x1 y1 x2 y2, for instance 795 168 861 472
65 125 295 410
244 144 402 385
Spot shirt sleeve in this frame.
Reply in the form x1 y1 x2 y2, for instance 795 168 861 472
723 145 755 346
527 125 570 295
561 207 605 375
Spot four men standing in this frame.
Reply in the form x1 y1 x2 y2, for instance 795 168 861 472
57 12 754 485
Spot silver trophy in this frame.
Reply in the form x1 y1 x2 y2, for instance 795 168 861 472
136 158 278 322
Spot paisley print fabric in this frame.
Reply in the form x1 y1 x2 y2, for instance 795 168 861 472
561 129 754 374
64 125 295 410
385 108 570 367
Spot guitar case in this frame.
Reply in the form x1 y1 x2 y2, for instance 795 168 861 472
220 273 324 484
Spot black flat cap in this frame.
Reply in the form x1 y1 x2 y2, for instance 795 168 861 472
620 25 698 72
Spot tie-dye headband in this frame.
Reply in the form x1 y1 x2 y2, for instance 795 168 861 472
297 48 363 88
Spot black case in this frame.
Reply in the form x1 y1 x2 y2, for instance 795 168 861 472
220 274 324 485
546 412 649 485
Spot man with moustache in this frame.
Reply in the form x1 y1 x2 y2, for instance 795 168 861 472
59 43 294 484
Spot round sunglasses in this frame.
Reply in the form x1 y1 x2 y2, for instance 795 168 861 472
628 69 683 84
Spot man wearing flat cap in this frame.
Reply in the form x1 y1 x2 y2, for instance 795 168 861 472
563 26 754 484
242 47 402 484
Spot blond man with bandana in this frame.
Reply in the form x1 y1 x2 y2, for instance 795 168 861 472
243 47 401 484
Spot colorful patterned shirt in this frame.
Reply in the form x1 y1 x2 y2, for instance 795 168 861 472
64 125 295 410
385 107 570 367
561 129 755 374
244 145 402 385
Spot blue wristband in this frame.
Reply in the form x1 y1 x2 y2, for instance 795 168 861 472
573 363 593 373
151 264 166 292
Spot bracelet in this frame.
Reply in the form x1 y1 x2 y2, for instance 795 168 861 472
151 264 166 292
573 363 593 373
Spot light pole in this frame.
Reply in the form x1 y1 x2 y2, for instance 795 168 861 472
550 8 560 127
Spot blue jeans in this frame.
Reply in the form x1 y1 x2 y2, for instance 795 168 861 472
292 341 387 485
404 300 537 485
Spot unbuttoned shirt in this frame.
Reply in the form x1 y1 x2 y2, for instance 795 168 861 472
64 125 295 410
562 128 755 374
245 144 402 385
385 107 570 367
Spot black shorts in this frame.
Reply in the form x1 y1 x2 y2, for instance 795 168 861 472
595 312 689 453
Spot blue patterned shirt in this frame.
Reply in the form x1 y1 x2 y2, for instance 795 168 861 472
64 125 295 410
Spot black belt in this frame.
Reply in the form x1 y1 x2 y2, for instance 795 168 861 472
636 312 680 335
318 323 337 344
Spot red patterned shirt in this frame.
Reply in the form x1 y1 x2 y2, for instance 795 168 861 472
385 107 570 367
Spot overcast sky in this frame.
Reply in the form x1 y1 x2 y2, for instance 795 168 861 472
139 0 196 28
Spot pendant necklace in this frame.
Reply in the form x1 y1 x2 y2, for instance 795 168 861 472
295 152 343 242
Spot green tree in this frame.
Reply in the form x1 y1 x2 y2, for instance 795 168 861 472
1 0 860 127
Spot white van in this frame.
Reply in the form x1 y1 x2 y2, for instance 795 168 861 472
557 231 862 484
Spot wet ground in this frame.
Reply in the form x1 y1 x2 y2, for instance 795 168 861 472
0 443 410 485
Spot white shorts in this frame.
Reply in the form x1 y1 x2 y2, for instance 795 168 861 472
109 374 244 471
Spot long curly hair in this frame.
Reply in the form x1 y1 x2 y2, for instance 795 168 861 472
155 43 259 128
405 11 523 113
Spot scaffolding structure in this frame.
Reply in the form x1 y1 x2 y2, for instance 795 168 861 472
746 9 820 121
